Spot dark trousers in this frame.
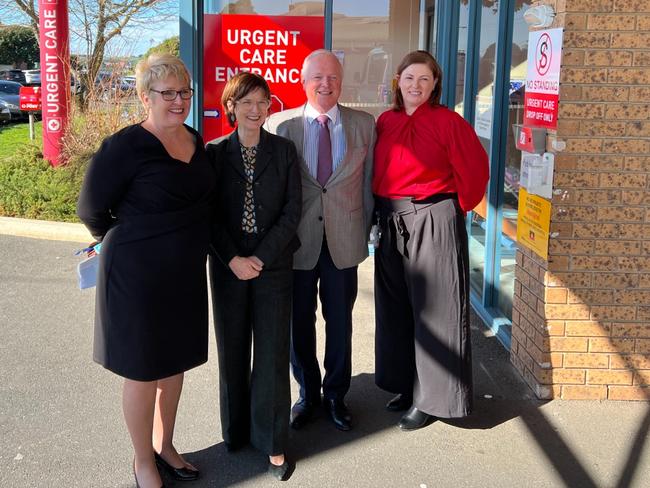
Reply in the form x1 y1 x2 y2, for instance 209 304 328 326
291 239 358 402
374 195 473 418
209 253 291 456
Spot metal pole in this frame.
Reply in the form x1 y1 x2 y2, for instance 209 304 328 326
29 113 35 140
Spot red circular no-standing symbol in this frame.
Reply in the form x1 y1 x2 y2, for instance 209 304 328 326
535 33 552 76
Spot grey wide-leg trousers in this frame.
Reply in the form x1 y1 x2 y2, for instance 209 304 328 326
374 195 473 418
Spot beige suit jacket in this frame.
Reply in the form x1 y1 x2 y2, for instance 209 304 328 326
266 104 375 270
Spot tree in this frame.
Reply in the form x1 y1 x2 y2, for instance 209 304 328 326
144 35 179 58
0 24 39 67
0 1 176 90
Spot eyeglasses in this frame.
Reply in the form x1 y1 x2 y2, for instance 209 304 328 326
236 99 271 110
149 88 194 101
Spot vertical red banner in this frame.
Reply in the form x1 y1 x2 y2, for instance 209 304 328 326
39 0 70 166
203 14 324 142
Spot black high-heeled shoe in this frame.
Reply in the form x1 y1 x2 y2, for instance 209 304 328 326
154 452 199 481
133 459 165 488
268 458 292 481
133 460 140 488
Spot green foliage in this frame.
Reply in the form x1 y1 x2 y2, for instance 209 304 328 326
0 25 39 67
144 36 180 58
0 121 41 159
0 142 87 222
0 95 144 222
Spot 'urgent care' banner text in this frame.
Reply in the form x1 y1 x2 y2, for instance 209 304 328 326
203 14 324 141
39 0 70 166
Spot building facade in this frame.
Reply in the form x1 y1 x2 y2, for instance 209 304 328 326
180 0 650 401
511 0 650 401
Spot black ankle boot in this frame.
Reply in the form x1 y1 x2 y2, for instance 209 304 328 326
398 406 435 431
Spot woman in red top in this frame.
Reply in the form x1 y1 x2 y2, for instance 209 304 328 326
373 50 489 430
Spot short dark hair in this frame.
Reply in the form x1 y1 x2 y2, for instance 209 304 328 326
221 72 271 127
393 50 443 111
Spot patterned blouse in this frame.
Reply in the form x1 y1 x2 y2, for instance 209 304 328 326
240 143 258 234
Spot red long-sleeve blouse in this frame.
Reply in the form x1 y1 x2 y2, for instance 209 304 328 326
372 103 489 212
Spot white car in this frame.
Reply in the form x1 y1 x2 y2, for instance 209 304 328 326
23 69 41 85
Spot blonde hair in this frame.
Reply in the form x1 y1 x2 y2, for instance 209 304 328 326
135 53 191 97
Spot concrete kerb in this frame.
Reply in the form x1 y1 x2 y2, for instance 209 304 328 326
0 216 91 243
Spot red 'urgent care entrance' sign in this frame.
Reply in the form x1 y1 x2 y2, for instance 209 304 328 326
203 14 324 141
39 0 70 166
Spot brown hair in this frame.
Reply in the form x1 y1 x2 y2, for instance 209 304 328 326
221 72 271 127
393 50 443 111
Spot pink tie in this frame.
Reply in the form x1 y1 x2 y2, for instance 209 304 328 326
316 114 332 186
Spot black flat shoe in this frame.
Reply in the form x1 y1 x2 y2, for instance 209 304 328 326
325 398 352 431
154 452 199 481
290 398 319 430
398 406 435 431
386 393 412 412
268 459 291 481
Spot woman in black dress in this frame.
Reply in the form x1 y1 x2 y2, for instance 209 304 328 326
77 54 214 488
206 72 301 481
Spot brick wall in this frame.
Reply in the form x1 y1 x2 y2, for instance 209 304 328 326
510 0 650 401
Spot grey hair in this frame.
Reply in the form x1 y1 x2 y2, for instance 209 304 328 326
300 49 343 81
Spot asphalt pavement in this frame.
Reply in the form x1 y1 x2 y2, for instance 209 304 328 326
1 230 649 488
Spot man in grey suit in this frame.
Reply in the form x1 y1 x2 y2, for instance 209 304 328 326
266 49 375 431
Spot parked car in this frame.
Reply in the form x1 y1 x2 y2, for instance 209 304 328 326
0 69 26 84
0 100 12 123
23 69 41 85
0 80 26 120
95 72 136 98
120 76 136 92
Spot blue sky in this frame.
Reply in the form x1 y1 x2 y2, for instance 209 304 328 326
92 18 179 57
17 0 392 56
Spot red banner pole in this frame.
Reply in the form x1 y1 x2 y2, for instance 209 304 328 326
38 0 70 167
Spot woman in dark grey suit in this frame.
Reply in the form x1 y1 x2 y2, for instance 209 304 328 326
206 72 301 481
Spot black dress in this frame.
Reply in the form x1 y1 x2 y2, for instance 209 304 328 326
77 124 215 381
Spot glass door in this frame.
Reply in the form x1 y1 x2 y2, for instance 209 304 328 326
333 0 423 119
468 0 500 300
426 0 528 347
498 1 534 319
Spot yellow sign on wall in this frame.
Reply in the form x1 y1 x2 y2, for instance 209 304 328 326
516 187 551 260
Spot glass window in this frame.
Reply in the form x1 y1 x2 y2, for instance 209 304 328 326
205 0 323 15
497 1 534 319
468 0 499 298
332 0 423 118
454 2 470 115
427 0 437 56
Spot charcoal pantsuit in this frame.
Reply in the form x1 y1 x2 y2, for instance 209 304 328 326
206 129 301 455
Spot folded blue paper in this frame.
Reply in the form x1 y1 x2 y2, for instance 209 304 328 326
76 243 102 289
77 254 99 289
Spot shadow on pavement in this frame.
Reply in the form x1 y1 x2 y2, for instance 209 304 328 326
180 320 534 487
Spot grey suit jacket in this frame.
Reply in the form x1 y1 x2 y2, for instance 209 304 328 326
266 104 375 270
